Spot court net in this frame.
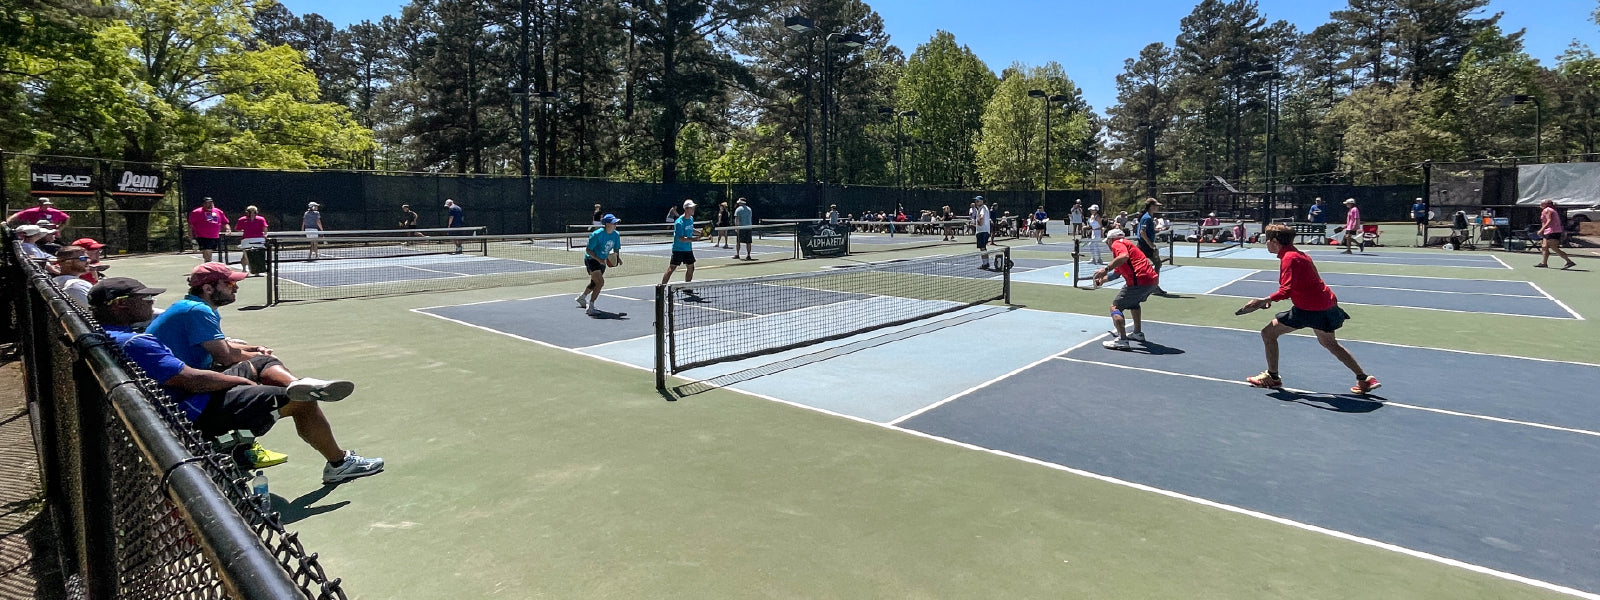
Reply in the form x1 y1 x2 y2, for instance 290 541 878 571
653 248 1011 387
760 217 1021 256
266 231 652 302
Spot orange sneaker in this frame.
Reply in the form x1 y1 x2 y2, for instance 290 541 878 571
1351 375 1381 395
1246 371 1283 389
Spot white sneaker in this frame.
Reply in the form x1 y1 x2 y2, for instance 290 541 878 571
1102 337 1130 350
576 295 587 308
586 306 600 316
322 450 384 484
286 378 354 403
1126 331 1147 342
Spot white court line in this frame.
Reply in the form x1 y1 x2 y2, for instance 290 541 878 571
414 304 1600 599
1203 270 1262 295
1052 356 1600 439
1206 288 1577 321
1491 253 1513 269
1527 281 1586 320
888 333 1110 425
1235 273 1547 299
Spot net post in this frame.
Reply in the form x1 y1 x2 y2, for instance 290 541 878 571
654 284 666 391
1167 232 1176 266
1002 247 1011 304
266 238 277 305
1072 237 1082 289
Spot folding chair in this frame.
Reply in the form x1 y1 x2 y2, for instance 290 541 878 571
1359 224 1381 251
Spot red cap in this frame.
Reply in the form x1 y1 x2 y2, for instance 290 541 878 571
71 238 106 249
187 262 247 287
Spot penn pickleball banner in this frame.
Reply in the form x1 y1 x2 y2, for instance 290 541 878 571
109 168 165 197
797 221 851 258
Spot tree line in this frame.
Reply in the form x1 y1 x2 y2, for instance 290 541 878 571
4 0 1598 209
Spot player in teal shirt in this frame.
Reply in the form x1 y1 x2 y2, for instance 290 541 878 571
661 199 700 288
577 214 623 315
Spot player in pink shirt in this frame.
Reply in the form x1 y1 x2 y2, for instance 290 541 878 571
7 197 71 228
235 205 270 276
187 197 231 263
1340 198 1361 254
1534 199 1576 269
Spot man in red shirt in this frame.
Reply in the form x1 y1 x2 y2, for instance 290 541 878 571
70 237 108 283
1092 228 1160 350
1241 224 1381 394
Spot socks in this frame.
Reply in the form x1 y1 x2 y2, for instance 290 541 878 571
1268 371 1279 379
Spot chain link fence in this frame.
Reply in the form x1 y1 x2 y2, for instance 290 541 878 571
3 226 351 599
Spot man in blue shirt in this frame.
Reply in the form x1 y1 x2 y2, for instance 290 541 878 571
1307 197 1327 244
445 198 466 253
1136 198 1169 296
1411 197 1428 236
661 199 701 287
577 214 623 316
733 198 754 260
91 277 383 484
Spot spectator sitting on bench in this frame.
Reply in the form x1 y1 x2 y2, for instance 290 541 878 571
90 277 385 483
147 262 347 468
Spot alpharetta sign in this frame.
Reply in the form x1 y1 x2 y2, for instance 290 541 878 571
29 164 95 195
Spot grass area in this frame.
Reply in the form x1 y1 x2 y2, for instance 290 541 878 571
98 245 1590 599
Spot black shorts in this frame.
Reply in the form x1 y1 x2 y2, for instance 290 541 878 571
1275 304 1350 332
976 232 991 249
196 237 221 250
584 257 607 273
1415 216 1427 225
1031 222 1046 231
218 355 285 379
1137 242 1163 270
737 230 753 244
670 250 696 265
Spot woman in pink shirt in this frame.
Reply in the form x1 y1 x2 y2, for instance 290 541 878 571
1340 198 1361 254
235 205 270 276
1535 199 1575 269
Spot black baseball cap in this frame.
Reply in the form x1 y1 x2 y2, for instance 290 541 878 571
88 277 166 307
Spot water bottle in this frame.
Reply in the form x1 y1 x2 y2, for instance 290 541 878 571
251 470 271 514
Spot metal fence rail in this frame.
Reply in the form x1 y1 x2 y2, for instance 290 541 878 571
2 226 351 600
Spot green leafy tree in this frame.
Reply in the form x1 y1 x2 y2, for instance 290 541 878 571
975 62 1092 190
898 30 996 188
1329 81 1457 180
1439 26 1539 159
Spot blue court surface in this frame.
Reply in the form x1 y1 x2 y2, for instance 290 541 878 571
1005 261 1580 320
1208 270 1579 319
413 296 1600 596
277 254 574 288
1178 245 1513 269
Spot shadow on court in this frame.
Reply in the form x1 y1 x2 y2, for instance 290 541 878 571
275 484 349 525
1266 389 1385 413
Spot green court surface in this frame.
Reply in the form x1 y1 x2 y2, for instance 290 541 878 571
102 237 1599 599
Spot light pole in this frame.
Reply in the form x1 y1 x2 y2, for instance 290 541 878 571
1501 94 1543 163
1028 90 1070 206
785 15 865 216
878 107 917 217
510 87 559 180
1252 67 1282 227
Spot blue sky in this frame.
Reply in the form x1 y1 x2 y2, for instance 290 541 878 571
277 0 1597 114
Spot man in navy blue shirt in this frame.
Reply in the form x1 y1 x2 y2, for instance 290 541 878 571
445 198 466 253
91 277 384 484
1136 198 1169 296
1411 197 1428 236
